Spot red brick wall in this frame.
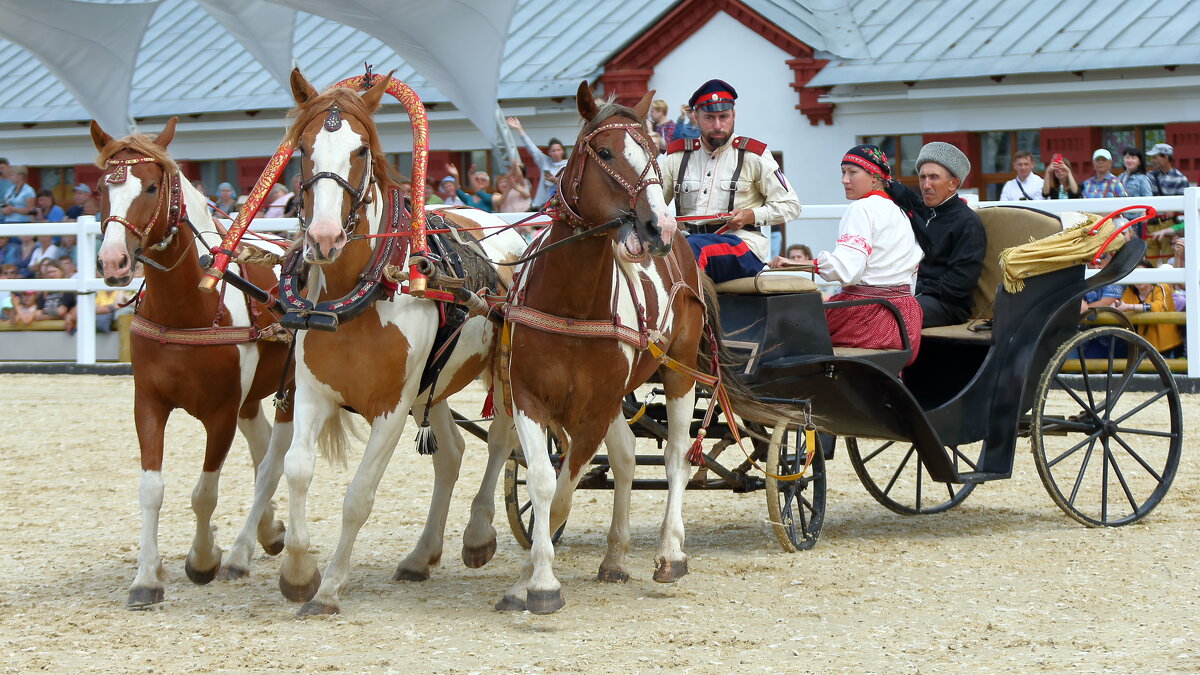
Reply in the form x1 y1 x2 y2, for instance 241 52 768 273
1165 122 1200 179
73 164 103 194
1040 126 1102 177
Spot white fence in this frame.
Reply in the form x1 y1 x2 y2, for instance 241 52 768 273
2 188 1199 375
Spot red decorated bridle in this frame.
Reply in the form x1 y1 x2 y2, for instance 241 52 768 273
101 155 183 254
296 105 377 234
549 119 662 230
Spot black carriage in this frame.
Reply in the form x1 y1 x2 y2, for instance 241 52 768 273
488 205 1182 552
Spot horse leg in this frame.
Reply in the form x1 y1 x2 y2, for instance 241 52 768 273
394 400 464 581
299 404 412 616
184 409 238 585
498 411 561 614
462 402 515 569
654 380 697 583
597 414 635 583
222 404 292 579
278 389 334 604
127 398 170 608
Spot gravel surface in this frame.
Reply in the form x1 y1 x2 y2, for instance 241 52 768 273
0 374 1195 673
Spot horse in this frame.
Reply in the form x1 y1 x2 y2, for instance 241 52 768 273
91 118 295 608
277 68 529 615
497 81 795 614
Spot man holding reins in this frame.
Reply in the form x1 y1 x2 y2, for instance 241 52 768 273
660 79 800 283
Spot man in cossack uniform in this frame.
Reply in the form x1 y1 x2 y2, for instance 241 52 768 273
660 79 801 283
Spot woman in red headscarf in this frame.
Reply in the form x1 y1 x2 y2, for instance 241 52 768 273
815 144 925 366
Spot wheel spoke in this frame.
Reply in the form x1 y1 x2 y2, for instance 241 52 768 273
518 500 532 517
1066 437 1098 505
1109 431 1164 483
1054 374 1101 420
1113 426 1178 439
1101 439 1110 522
914 460 924 511
862 440 895 464
881 445 916 497
1104 347 1148 414
1076 347 1097 410
1038 415 1096 433
948 445 980 471
1112 389 1171 425
1046 428 1105 469
1103 334 1117 416
1107 446 1141 517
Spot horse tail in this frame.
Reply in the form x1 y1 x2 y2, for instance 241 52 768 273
317 408 360 468
697 275 809 428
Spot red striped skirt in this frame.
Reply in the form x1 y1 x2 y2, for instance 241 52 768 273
825 284 922 367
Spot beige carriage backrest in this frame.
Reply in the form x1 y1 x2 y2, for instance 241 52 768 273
970 206 1063 319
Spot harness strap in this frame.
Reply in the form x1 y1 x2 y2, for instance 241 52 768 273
726 148 747 214
675 150 693 218
130 315 261 345
505 305 647 349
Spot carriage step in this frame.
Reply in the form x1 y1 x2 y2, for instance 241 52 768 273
956 471 1010 484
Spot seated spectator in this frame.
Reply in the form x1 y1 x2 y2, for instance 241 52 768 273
0 158 11 203
263 183 290 218
91 268 131 332
212 182 238 215
1081 149 1128 199
1 165 36 223
28 235 62 271
1118 148 1154 198
1042 156 1081 199
506 116 569 209
1000 150 1044 201
9 288 38 326
494 161 532 214
0 262 17 321
80 198 99 220
767 243 814 269
437 175 466 207
57 254 77 278
1117 260 1182 356
57 237 77 266
5 235 36 277
424 180 443 205
1080 251 1123 312
647 99 675 153
817 144 924 365
65 183 92 220
33 259 75 325
886 142 984 328
670 104 700 141
445 164 494 212
1145 143 1189 261
31 189 66 222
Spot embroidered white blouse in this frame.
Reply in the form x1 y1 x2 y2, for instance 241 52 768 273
815 193 923 287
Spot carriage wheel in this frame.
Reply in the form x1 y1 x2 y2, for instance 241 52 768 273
1030 326 1182 527
763 424 826 551
846 438 981 515
503 438 566 549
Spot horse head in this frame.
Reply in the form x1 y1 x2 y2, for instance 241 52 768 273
91 117 181 286
561 81 677 263
286 68 394 265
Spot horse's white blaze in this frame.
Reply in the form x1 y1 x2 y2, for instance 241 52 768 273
97 175 144 276
623 132 677 244
307 124 362 246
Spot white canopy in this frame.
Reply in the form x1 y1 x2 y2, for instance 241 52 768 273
0 0 517 144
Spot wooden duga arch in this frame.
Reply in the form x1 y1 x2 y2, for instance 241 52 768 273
91 118 295 608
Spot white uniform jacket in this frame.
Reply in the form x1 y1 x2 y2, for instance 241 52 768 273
660 135 801 263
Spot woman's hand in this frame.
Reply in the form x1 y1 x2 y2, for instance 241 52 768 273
505 116 523 133
444 162 459 179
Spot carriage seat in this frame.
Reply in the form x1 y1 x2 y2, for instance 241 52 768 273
714 270 819 295
920 205 1063 344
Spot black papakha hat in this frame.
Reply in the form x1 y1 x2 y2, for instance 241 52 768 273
688 79 737 112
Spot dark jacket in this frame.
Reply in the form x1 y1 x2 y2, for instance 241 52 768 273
887 182 986 320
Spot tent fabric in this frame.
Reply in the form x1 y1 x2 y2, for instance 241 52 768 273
196 0 295 90
0 0 161 134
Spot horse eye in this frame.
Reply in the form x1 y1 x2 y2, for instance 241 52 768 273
145 183 157 194
358 146 369 157
597 147 613 161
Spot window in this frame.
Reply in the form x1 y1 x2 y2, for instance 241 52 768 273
859 134 922 186
978 130 1040 200
1100 125 1165 166
196 160 238 198
36 166 74 206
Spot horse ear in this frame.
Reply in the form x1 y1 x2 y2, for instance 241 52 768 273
632 90 654 121
360 70 393 112
291 67 318 104
90 120 113 152
576 80 598 121
154 117 178 148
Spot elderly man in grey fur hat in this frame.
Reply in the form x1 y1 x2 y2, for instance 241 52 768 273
885 141 986 328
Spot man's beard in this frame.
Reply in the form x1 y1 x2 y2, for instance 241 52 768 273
703 131 730 149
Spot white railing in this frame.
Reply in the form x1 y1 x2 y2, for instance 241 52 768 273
0 218 297 364
3 188 1198 376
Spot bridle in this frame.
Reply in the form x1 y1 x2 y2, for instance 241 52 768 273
296 105 377 234
101 155 183 259
549 119 662 231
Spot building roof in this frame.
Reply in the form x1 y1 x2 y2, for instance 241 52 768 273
810 0 1200 87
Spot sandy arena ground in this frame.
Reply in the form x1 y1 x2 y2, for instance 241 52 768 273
0 374 1196 673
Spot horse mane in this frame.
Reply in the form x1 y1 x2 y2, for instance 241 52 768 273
580 97 643 136
93 134 179 174
283 86 400 187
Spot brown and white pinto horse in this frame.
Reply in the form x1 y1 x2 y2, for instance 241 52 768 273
278 69 528 615
499 82 785 613
92 119 294 608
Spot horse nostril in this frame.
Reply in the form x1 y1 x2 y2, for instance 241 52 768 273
118 254 129 270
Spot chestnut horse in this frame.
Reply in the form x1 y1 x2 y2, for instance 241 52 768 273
278 69 528 615
499 82 792 613
92 119 294 608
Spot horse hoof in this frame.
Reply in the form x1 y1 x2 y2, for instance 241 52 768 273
393 566 430 582
261 528 286 556
217 565 249 581
527 589 565 615
185 552 221 585
297 600 339 617
596 567 630 583
127 586 164 609
653 558 688 583
279 569 321 603
462 540 497 569
494 594 526 612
